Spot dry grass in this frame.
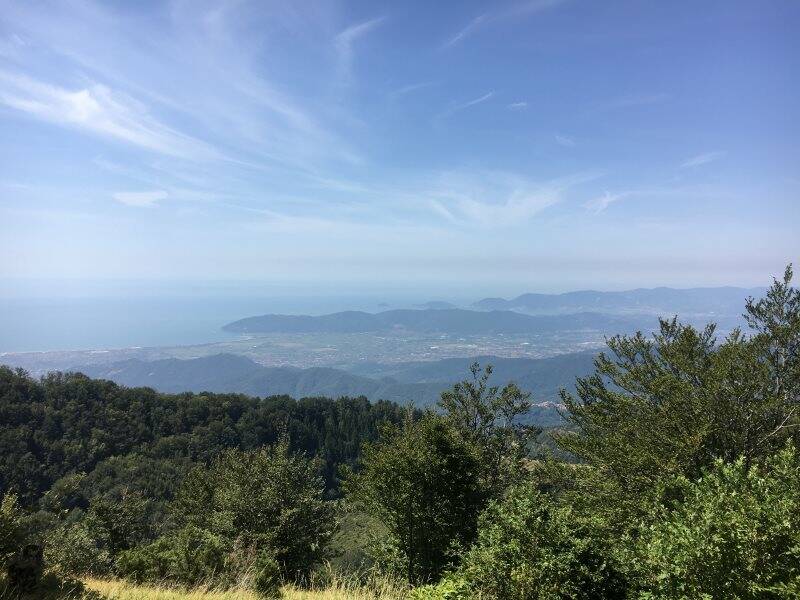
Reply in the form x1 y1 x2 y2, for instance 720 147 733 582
282 578 406 600
83 578 260 600
81 576 408 600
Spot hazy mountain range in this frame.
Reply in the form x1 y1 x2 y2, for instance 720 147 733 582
74 351 599 426
470 286 764 316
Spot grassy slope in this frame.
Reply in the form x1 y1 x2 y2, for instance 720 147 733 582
83 578 405 600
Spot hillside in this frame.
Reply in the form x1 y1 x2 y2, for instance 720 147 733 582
78 354 443 406
223 308 650 335
73 351 599 427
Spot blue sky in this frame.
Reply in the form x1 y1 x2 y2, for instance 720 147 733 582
0 0 798 292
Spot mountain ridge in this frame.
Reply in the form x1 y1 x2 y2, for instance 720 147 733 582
69 351 600 426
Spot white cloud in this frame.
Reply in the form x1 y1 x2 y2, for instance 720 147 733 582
680 151 726 169
334 17 386 81
584 191 628 214
508 102 528 109
440 91 495 118
0 71 219 160
425 170 601 226
113 190 169 207
443 0 566 48
443 14 489 48
555 133 575 147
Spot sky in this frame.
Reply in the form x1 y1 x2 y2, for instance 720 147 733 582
0 0 798 293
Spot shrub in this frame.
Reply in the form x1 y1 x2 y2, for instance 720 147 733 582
252 550 283 599
44 521 112 575
171 443 335 582
435 482 627 599
0 494 25 567
116 525 229 585
632 444 800 598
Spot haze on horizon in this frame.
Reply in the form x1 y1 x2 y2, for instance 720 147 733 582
1 0 798 290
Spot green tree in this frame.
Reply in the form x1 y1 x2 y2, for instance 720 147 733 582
557 266 800 516
171 443 334 582
345 414 485 584
439 363 537 497
0 494 25 568
84 491 152 558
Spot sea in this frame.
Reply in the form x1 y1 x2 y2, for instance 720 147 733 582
0 279 475 353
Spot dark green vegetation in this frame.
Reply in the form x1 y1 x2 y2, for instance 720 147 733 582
223 308 649 335
1 267 798 599
405 266 799 599
0 370 408 596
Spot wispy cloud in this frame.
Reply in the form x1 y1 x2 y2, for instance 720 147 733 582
555 133 575 147
390 81 437 98
584 191 629 214
334 17 386 81
440 91 495 118
443 0 566 48
680 151 726 169
508 101 528 110
0 71 219 160
113 190 168 207
426 169 602 226
443 14 489 48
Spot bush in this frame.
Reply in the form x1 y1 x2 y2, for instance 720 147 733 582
632 444 800 598
116 525 229 585
434 482 627 599
252 550 283 599
171 444 335 582
0 494 25 567
44 521 112 575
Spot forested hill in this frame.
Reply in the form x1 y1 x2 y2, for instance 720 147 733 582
223 308 649 334
77 354 443 406
69 352 598 426
0 365 408 505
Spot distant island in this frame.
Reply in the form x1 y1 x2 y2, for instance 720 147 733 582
222 308 651 335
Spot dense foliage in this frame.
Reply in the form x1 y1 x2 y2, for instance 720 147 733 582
410 267 800 598
0 370 407 506
346 364 538 584
632 445 800 598
117 444 332 595
0 371 405 596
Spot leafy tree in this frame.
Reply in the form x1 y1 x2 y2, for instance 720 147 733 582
0 367 407 508
439 362 537 497
83 491 152 558
557 266 800 516
345 414 485 584
172 444 334 582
